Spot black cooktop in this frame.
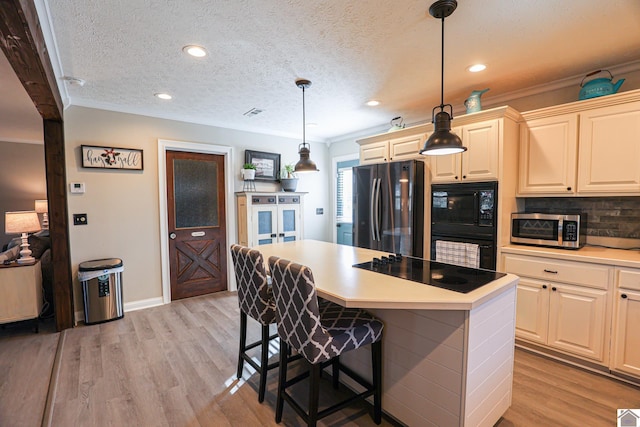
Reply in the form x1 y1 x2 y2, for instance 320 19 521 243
352 254 506 294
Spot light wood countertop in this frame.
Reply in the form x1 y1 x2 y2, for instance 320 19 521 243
501 244 640 268
258 239 518 310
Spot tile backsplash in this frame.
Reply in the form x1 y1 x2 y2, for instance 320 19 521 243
524 197 640 239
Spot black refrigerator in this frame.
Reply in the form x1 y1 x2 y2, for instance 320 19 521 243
353 160 424 257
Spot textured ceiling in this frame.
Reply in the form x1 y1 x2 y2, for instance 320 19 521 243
3 0 640 144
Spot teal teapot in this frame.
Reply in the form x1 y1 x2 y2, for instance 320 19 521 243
464 88 489 114
579 70 624 100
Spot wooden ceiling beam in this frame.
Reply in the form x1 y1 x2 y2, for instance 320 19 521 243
0 0 62 120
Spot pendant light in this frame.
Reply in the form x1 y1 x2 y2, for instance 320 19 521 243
419 0 467 156
294 79 319 173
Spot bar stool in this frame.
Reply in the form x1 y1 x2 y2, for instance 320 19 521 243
230 244 279 403
268 256 384 427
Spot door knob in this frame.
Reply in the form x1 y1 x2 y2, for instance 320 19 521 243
169 232 176 240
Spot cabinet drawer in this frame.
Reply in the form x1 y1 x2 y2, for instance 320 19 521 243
616 268 640 291
503 254 610 289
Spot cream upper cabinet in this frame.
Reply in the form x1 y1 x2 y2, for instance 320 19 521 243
359 134 424 165
360 141 389 165
430 120 500 183
518 90 640 196
518 114 578 195
577 101 640 194
611 267 640 378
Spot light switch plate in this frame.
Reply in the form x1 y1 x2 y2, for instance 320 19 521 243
316 208 323 215
73 214 88 225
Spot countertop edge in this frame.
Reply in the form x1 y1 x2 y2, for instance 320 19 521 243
501 244 640 269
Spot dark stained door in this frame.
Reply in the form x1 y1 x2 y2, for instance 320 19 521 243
166 151 227 300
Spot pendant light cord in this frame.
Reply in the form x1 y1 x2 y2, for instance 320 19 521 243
302 85 306 148
439 15 445 111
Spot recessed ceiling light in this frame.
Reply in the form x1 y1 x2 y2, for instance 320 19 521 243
155 93 172 100
183 45 207 57
366 100 380 106
468 64 486 73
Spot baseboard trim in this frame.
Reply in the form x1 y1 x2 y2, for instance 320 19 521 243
74 297 165 324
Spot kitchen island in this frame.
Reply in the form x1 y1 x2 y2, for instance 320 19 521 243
257 240 518 427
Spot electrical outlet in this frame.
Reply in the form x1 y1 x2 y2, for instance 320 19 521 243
316 208 323 215
73 214 88 225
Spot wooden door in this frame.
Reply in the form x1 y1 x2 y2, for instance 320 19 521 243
166 151 227 300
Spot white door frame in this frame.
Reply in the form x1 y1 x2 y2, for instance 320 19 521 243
330 153 359 243
157 139 237 304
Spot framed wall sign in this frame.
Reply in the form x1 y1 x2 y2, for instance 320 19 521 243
81 145 144 170
244 150 280 181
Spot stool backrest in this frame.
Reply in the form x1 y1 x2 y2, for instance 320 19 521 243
269 256 335 364
230 244 275 325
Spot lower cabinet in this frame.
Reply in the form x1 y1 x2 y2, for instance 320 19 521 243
611 268 640 377
504 253 612 364
236 192 304 247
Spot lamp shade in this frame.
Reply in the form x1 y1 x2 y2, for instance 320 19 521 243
35 199 48 213
5 211 41 234
294 143 319 173
419 111 467 155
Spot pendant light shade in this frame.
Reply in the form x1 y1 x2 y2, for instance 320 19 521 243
294 79 319 173
420 0 467 156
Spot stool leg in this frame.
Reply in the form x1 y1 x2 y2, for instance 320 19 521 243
309 363 321 427
332 356 340 389
372 340 382 424
276 340 288 423
237 312 247 379
258 324 270 403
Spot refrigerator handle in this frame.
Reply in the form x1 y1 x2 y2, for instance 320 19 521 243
370 179 377 240
375 178 382 241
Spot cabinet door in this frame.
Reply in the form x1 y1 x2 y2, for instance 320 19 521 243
612 289 640 377
360 141 388 165
389 134 423 162
548 283 608 362
578 101 640 194
461 120 499 182
518 114 578 195
515 277 549 344
252 205 278 246
428 127 462 183
277 204 301 243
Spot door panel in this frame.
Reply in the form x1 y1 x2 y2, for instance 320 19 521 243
167 151 227 300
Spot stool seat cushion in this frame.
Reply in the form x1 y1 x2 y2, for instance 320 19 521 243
270 257 383 364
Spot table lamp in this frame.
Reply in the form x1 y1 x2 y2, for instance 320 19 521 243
4 211 41 265
35 199 49 229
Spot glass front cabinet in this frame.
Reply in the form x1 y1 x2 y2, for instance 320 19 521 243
236 192 304 247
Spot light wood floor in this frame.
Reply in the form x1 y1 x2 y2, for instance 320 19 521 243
2 291 639 426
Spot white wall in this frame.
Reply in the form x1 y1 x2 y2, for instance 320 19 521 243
64 106 330 312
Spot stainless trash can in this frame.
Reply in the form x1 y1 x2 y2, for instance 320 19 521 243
79 258 124 324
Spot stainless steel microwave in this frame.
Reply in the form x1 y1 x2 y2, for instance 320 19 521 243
511 213 586 249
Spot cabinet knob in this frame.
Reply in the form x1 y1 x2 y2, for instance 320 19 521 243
552 287 557 291
567 187 572 191
455 176 459 180
622 294 628 299
462 175 466 179
542 285 547 289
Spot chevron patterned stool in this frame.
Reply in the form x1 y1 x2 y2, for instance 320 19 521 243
269 256 384 427
230 244 280 403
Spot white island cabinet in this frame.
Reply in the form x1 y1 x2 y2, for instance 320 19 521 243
259 240 518 427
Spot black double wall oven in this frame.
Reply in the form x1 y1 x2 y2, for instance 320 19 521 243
430 181 498 270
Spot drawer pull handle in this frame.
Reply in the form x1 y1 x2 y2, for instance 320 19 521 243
543 269 558 274
552 287 557 291
622 294 628 299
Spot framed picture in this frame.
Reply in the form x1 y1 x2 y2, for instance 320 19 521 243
81 145 144 170
245 150 280 181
